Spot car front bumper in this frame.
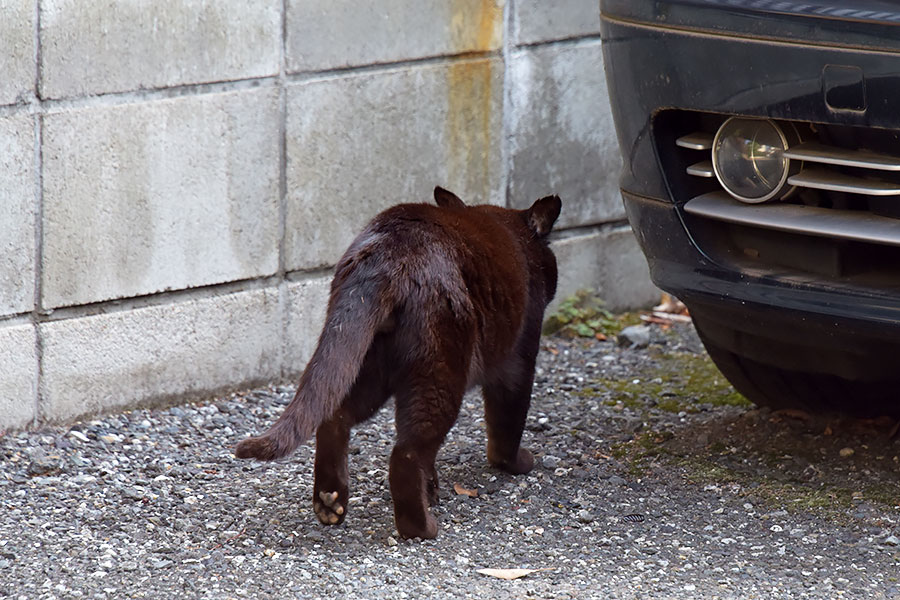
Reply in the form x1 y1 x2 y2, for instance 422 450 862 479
623 190 900 379
601 2 900 379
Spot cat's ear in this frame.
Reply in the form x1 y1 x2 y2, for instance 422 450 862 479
526 195 561 237
434 186 466 209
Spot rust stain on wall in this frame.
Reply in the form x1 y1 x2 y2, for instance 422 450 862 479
448 0 502 52
445 0 501 198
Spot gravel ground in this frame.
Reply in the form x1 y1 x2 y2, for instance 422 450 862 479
2 320 899 599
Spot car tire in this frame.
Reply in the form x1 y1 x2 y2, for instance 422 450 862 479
691 313 900 418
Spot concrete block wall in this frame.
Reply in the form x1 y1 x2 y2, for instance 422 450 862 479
0 0 657 430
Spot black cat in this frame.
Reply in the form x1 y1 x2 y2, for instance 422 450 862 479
236 187 561 539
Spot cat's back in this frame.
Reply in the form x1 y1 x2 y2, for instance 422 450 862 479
362 201 519 262
348 201 527 303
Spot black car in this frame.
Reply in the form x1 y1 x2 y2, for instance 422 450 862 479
600 1 900 417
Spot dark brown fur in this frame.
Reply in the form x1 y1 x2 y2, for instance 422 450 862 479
235 187 561 539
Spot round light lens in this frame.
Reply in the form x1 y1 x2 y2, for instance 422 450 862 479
712 118 791 204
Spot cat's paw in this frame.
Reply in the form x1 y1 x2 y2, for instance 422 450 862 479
510 447 534 474
396 510 438 540
313 490 345 525
488 446 534 475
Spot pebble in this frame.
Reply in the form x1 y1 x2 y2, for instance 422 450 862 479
121 487 144 500
617 325 651 348
27 456 61 477
576 509 594 524
68 430 90 443
542 455 561 469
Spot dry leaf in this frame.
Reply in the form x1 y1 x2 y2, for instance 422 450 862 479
453 483 478 498
476 568 549 580
654 293 688 314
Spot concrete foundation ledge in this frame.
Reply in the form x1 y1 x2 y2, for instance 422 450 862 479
0 323 38 432
37 288 283 425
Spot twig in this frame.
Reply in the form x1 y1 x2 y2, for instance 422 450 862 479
651 311 693 323
212 527 246 550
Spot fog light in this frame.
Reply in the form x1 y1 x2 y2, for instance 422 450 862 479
712 118 797 204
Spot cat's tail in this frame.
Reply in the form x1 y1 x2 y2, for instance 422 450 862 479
234 261 392 461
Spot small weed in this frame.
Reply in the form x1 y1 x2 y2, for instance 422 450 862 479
543 291 641 338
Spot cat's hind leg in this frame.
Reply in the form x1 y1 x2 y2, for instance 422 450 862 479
389 374 464 539
312 350 389 527
312 415 352 526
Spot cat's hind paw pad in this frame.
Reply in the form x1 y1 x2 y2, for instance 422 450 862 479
314 490 345 525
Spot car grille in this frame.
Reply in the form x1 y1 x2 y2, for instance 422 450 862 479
676 128 900 247
655 111 900 285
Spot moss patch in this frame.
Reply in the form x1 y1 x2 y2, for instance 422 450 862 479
553 305 900 523
594 350 752 413
674 454 860 518
609 431 673 476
